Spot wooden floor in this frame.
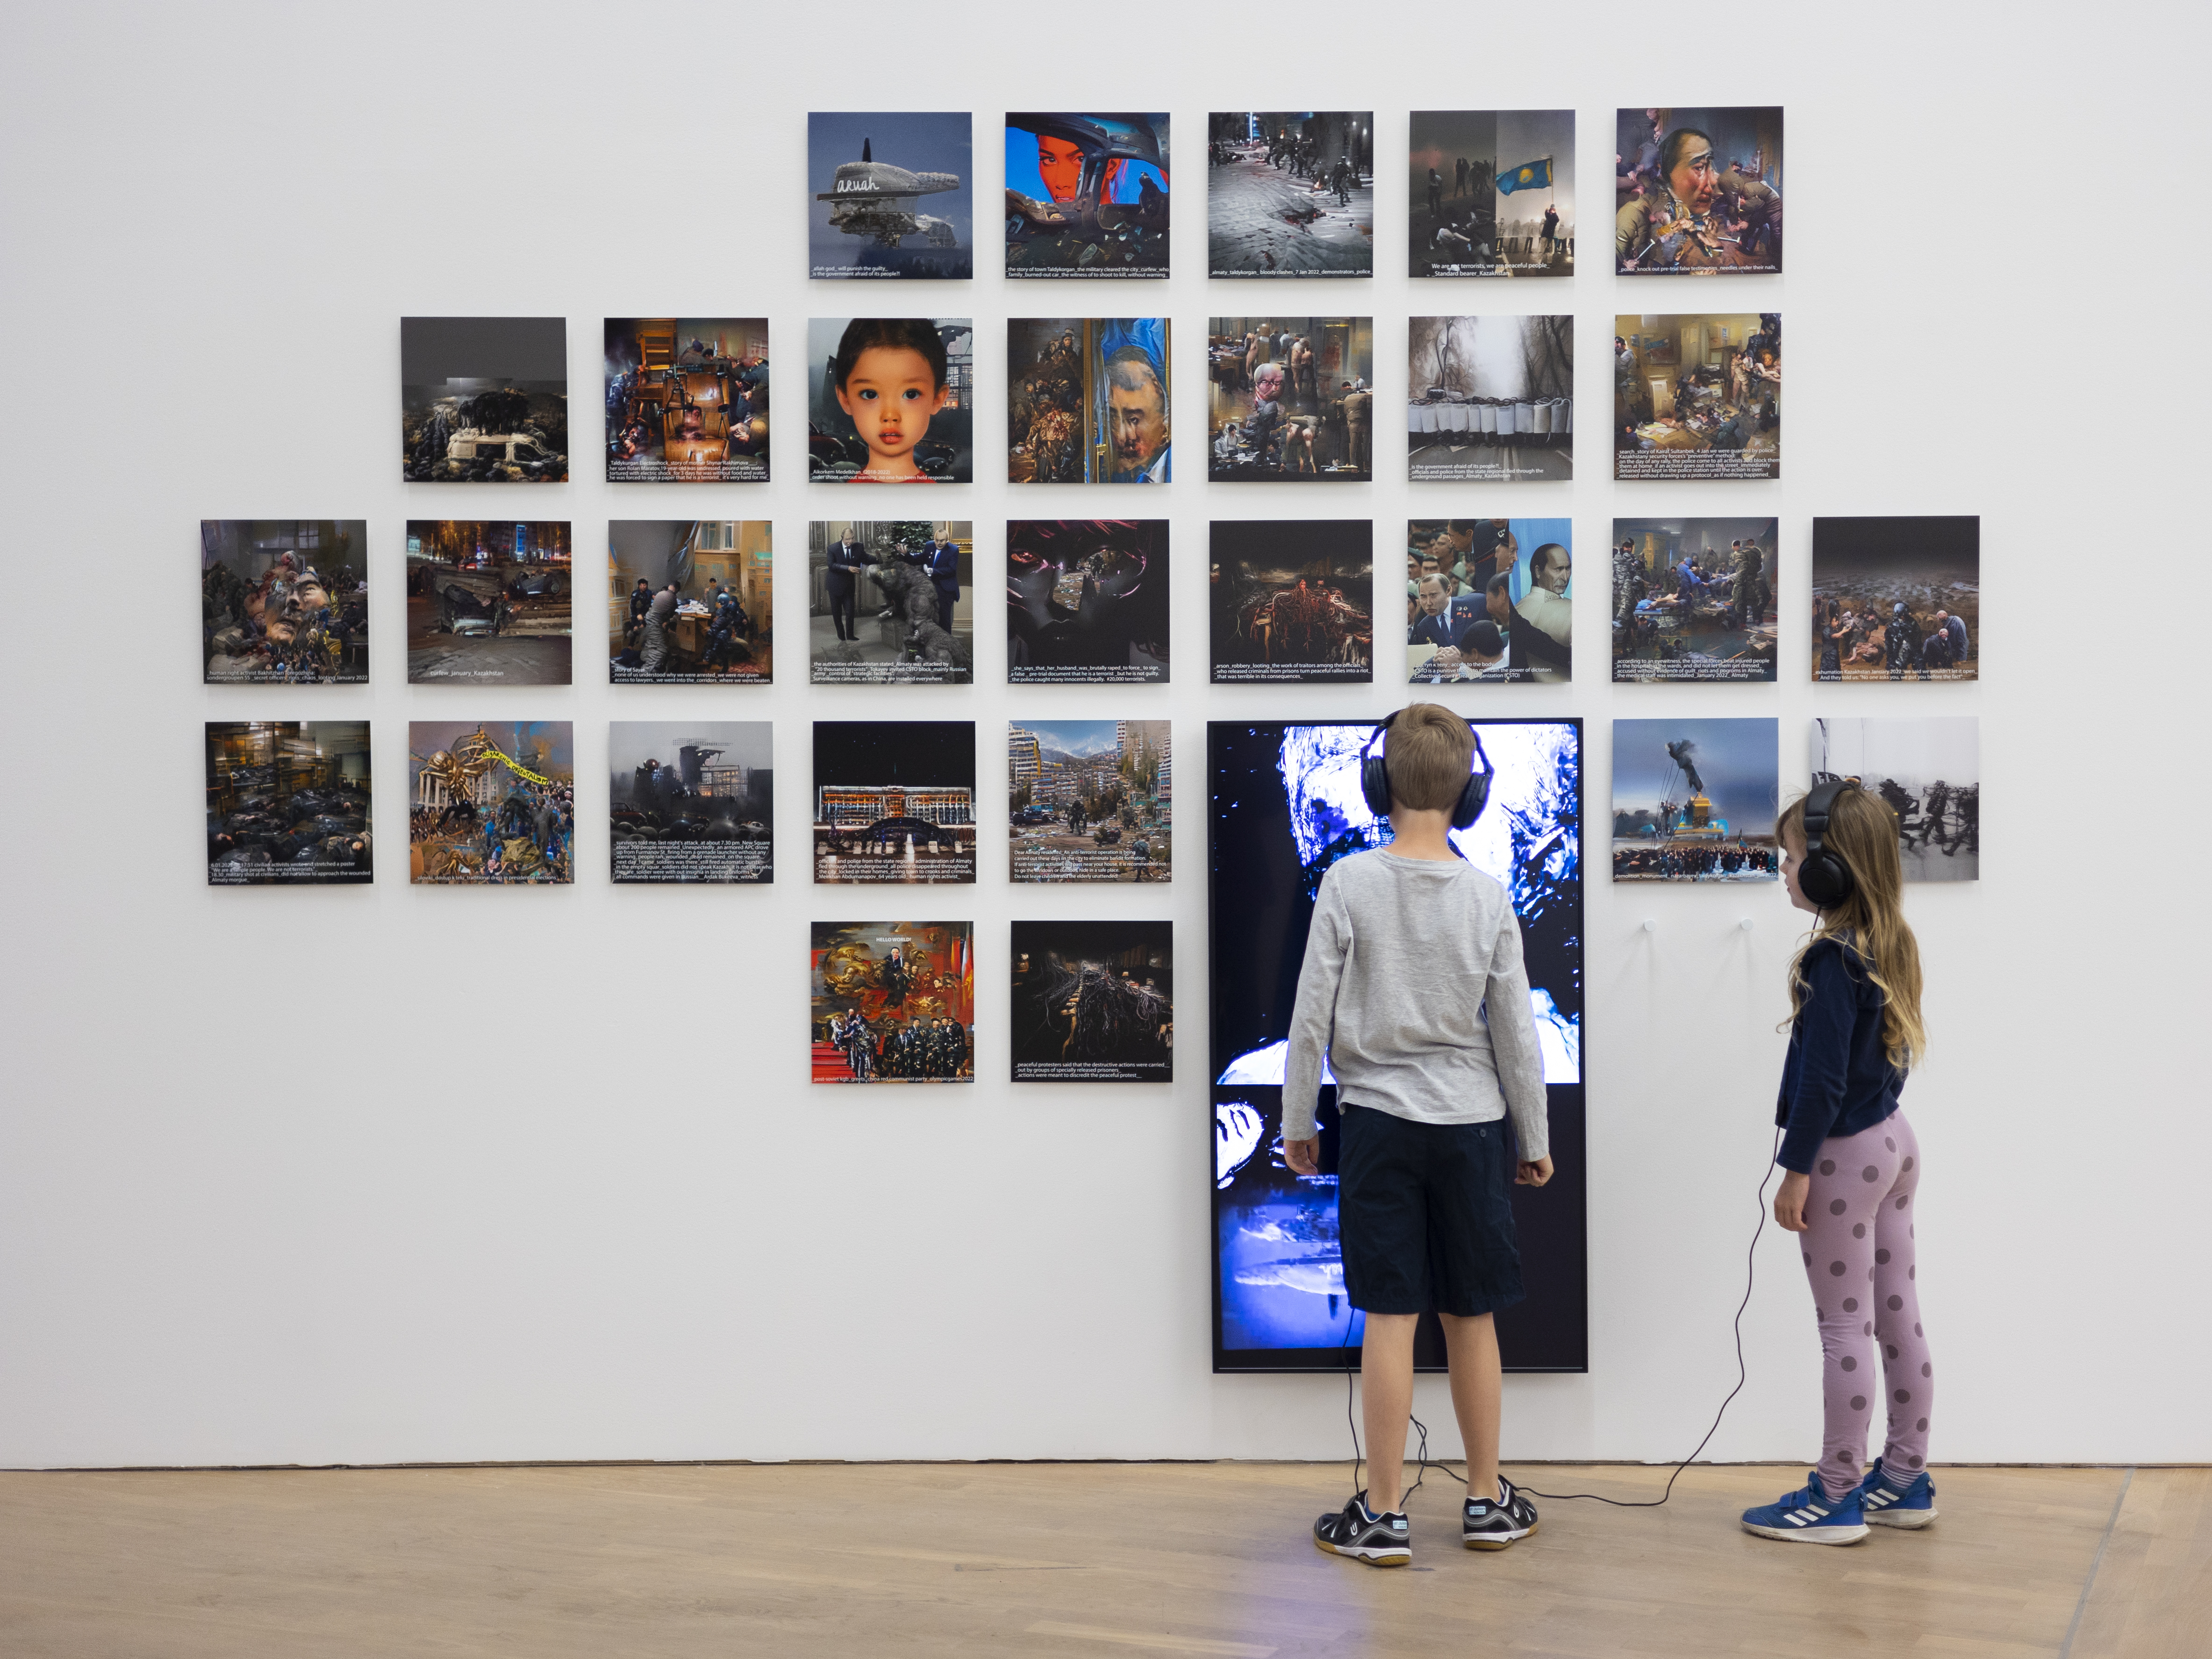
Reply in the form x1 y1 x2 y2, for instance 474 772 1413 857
0 1462 2204 1657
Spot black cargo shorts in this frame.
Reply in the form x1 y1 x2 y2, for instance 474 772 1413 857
1338 1103 1524 1317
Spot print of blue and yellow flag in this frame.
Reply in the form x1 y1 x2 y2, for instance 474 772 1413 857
1496 157 1553 194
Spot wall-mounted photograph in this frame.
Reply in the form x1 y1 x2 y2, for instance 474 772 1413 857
1011 920 1172 1082
1008 318 1170 483
1005 113 1169 278
401 317 567 482
1208 112 1373 277
407 722 574 886
1210 520 1372 684
1614 314 1780 480
610 721 773 886
812 922 975 1084
206 722 372 885
808 113 972 280
1611 717 1778 883
603 319 768 483
1409 109 1574 278
1407 316 1572 481
200 521 367 684
1208 318 1373 481
807 318 973 483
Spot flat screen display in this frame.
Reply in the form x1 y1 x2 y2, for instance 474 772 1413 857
1208 718 1587 1373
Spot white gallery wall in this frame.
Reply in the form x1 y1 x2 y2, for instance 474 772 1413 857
1 2 2205 1469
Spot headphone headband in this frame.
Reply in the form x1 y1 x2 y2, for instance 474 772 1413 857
1802 777 1852 838
1797 778 1859 909
1359 714 1493 832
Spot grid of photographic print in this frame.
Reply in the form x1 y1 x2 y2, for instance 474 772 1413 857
201 106 1980 1372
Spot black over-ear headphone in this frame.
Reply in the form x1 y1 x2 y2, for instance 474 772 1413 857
1359 713 1493 830
1797 779 1859 908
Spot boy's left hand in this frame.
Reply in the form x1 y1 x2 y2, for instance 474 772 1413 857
1282 1136 1321 1176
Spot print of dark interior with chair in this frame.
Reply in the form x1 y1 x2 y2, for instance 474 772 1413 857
603 319 768 482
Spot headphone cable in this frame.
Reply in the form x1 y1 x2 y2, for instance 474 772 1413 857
1354 1126 1783 1511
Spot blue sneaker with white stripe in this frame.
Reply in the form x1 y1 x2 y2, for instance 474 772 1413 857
1740 1473 1870 1545
1853 1461 1938 1529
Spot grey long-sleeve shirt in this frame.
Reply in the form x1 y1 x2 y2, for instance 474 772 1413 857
1282 849 1549 1159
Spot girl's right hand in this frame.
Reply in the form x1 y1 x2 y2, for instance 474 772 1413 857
1774 1169 1811 1232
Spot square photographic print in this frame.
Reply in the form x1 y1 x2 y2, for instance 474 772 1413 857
1615 106 1782 274
1005 113 1169 278
401 317 567 482
1612 517 1778 682
1010 920 1173 1082
813 721 976 885
809 113 973 280
1614 314 1780 480
408 722 574 886
206 722 372 885
1812 718 1979 882
604 319 768 482
810 521 972 684
1410 109 1575 278
610 721 773 885
812 922 974 1084
1007 519 1169 684
1210 520 1373 684
1009 721 1170 883
1811 517 1978 682
1407 316 1573 481
807 318 973 483
407 521 572 686
1611 717 1778 883
200 521 367 684
610 521 772 684
1404 519 1571 685
1008 318 1171 483
1208 318 1373 481
1209 113 1373 277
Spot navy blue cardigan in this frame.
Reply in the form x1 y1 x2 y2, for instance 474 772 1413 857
1775 936 1905 1173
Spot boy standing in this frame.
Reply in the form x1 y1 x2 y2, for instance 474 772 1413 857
1285 704 1556 1567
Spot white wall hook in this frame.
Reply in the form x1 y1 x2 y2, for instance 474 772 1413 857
1739 917 1755 932
1641 919 1658 933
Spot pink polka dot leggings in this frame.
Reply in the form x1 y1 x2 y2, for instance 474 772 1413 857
1799 1110 1932 1501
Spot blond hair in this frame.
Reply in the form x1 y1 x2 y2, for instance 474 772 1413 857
1777 787 1927 1071
1385 703 1476 813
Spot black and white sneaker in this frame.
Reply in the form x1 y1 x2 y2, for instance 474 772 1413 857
1313 1491 1411 1567
1462 1476 1540 1550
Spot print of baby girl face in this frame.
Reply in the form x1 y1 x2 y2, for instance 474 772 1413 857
836 345 947 473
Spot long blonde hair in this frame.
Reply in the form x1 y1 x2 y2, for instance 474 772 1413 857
1777 787 1927 1072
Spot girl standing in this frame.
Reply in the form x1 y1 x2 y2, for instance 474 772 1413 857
1740 781 1938 1544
